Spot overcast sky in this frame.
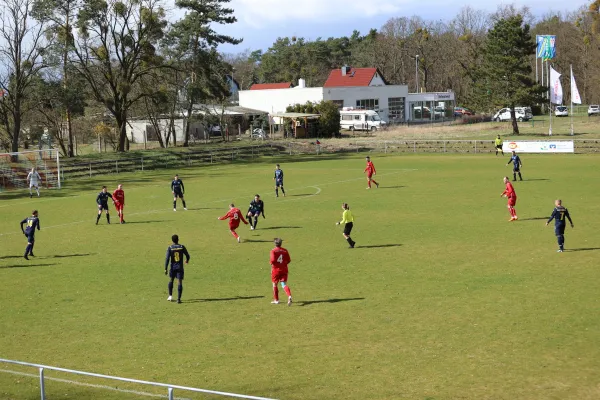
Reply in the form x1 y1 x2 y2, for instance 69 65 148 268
214 0 590 53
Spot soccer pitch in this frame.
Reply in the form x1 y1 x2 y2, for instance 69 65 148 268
1 153 599 400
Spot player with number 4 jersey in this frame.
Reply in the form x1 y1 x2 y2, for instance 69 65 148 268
218 204 248 243
270 238 292 306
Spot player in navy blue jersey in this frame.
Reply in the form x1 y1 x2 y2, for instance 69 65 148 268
506 151 523 181
247 194 266 230
164 234 190 303
20 210 40 260
274 164 285 197
96 186 114 225
546 199 574 252
171 174 187 211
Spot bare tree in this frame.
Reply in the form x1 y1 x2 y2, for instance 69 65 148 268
0 0 48 153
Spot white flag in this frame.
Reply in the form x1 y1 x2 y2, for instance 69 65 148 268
550 66 563 105
570 65 582 104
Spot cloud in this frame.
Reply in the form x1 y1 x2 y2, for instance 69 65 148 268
230 0 409 28
229 0 587 29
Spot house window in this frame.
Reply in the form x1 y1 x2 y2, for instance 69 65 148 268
356 99 379 111
388 97 405 121
331 100 344 109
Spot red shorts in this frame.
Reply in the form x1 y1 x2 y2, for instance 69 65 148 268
271 267 288 283
229 222 240 231
114 202 123 211
508 196 517 207
367 173 374 179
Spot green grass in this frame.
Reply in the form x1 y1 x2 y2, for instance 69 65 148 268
1 153 600 400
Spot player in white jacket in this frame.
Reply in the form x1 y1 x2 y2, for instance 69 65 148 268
27 167 42 198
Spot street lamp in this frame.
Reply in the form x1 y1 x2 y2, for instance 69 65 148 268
415 55 419 93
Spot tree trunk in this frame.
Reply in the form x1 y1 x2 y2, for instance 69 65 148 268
510 108 520 135
11 109 20 153
117 110 127 152
66 109 74 157
183 104 193 147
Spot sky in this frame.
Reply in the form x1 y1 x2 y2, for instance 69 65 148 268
214 0 590 53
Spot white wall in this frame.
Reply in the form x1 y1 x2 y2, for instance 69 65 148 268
369 73 386 87
239 87 324 114
324 85 409 121
127 119 185 144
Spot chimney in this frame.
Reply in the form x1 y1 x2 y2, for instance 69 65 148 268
298 78 306 88
341 65 350 76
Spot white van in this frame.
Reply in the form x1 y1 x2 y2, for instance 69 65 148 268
340 109 387 132
493 107 532 122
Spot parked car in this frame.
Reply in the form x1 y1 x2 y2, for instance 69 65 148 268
454 107 474 117
588 105 600 116
555 106 568 117
493 107 532 122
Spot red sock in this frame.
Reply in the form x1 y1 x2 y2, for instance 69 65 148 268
283 286 291 297
120 210 124 223
368 181 371 188
231 230 239 239
513 209 517 218
273 286 279 301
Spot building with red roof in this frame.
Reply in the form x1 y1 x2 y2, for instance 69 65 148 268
324 67 387 88
250 82 293 90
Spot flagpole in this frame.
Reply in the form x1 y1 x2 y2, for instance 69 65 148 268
548 61 552 136
570 64 574 136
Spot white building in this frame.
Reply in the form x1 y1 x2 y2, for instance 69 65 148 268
239 67 455 124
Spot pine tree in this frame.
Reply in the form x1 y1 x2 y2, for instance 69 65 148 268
474 15 544 134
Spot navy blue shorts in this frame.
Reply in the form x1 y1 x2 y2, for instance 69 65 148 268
26 235 35 243
554 224 565 236
275 180 284 187
98 203 109 211
169 265 184 280
248 210 261 217
173 191 184 198
513 167 520 172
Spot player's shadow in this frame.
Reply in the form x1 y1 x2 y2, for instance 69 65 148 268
0 263 56 269
377 186 405 189
244 239 273 243
520 217 548 221
52 253 94 258
0 255 23 260
290 193 316 197
356 244 402 249
567 247 600 252
186 207 223 211
297 297 365 307
185 296 264 303
260 226 302 230
522 179 550 182
124 220 169 224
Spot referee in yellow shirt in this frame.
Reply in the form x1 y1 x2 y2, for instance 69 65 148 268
495 135 504 156
336 203 356 248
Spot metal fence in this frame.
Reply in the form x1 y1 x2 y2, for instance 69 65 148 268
0 358 276 400
54 139 600 181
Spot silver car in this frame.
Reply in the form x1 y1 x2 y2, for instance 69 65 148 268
588 105 600 116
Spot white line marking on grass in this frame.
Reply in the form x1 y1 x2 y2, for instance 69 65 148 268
0 369 192 400
0 170 417 237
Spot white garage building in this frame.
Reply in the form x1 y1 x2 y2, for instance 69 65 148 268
239 67 455 123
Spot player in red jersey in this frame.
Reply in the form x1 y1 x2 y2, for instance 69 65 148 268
501 176 518 221
364 156 379 189
113 184 126 224
218 203 248 243
270 238 292 305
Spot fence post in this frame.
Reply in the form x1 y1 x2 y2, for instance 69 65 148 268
168 387 174 400
474 140 477 154
413 141 416 153
39 367 46 400
385 142 387 153
89 163 92 178
444 141 446 153
116 160 119 173
289 143 292 156
210 152 213 164
141 157 144 171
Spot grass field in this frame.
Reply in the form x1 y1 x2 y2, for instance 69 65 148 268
1 153 600 400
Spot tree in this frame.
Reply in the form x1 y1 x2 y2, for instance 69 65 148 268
473 15 544 134
168 0 240 147
31 0 80 157
71 0 168 152
0 0 48 153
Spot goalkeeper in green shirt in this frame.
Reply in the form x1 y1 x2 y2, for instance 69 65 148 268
495 135 504 156
336 203 356 248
